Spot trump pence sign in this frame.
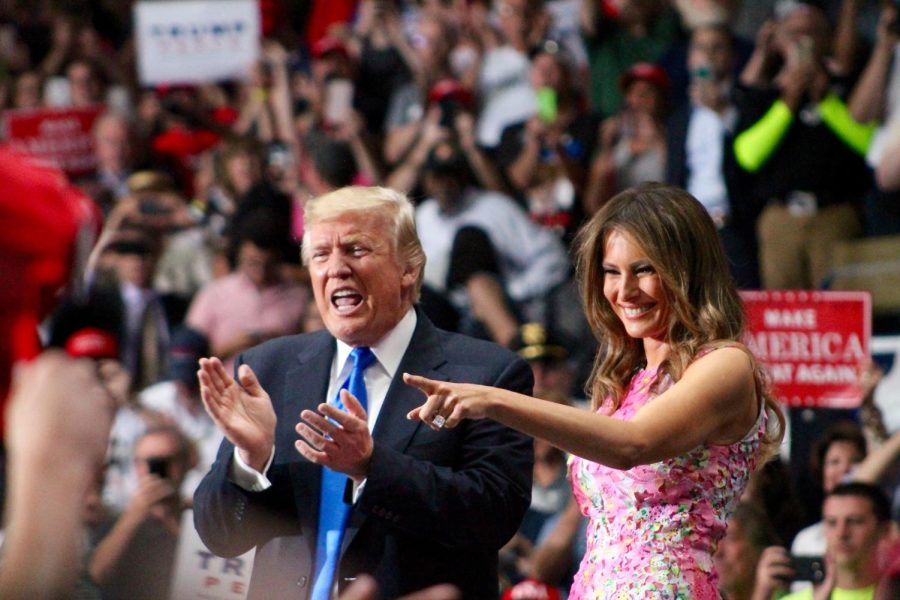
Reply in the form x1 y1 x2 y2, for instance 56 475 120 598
135 0 259 85
741 290 871 408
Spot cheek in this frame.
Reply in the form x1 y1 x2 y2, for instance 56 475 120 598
602 279 616 301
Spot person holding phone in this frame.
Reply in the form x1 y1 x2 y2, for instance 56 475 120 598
751 482 892 600
497 41 602 244
732 0 874 290
665 22 761 289
89 425 194 600
584 62 670 214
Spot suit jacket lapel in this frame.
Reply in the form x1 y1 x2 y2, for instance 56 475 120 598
283 332 335 424
284 332 335 535
371 311 449 452
343 312 449 553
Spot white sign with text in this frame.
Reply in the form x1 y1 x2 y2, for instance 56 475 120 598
169 509 255 600
135 0 259 85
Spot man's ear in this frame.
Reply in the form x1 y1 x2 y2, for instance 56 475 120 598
401 264 419 288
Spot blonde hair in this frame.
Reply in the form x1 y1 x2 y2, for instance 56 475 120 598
575 183 784 458
302 186 427 302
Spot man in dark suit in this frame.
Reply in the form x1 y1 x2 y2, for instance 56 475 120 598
665 23 761 290
194 186 534 599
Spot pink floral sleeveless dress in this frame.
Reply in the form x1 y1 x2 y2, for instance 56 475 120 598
567 367 767 599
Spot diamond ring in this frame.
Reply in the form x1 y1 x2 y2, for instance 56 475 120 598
432 415 446 429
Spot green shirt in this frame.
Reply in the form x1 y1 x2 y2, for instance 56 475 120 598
583 10 680 117
780 584 876 600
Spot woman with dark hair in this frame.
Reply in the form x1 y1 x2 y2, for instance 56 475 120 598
791 420 867 558
405 183 785 598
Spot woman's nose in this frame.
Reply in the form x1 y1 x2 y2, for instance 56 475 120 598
618 273 638 299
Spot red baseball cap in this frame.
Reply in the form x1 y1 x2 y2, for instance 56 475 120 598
311 36 350 60
501 579 561 600
619 62 671 94
427 79 473 109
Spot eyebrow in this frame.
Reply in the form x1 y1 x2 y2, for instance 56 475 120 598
602 260 652 269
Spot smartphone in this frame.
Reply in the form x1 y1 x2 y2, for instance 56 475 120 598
324 78 354 126
537 87 558 123
438 99 458 128
43 77 71 107
267 141 293 172
794 36 814 68
691 65 713 81
147 457 169 479
791 555 826 583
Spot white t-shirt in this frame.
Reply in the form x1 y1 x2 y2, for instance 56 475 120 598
415 188 569 303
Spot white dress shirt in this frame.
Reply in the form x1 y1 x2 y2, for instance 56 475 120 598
685 103 737 222
229 309 418 494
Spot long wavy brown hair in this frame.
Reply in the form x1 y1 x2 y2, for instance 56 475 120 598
575 183 784 458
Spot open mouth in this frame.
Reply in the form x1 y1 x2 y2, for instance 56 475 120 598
621 305 654 318
332 288 364 313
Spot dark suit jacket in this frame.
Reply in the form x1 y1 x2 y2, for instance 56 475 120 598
194 310 534 599
665 100 761 233
665 101 762 289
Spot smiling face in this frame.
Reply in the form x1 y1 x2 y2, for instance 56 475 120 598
822 440 864 493
602 229 669 346
307 211 417 347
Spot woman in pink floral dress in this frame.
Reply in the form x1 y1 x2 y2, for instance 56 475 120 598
406 183 785 598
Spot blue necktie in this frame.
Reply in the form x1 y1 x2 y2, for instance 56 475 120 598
312 347 376 600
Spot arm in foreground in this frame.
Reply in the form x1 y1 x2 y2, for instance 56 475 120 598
0 352 113 599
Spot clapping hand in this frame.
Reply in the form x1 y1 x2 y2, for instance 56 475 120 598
295 389 373 483
198 357 276 472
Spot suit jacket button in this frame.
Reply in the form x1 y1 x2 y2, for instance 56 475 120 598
297 576 308 588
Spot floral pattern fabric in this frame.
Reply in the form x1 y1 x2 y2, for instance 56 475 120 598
568 367 766 599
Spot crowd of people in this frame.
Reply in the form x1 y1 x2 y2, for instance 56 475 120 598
1 0 899 598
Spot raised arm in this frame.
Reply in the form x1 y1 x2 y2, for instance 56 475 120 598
848 5 900 123
830 0 864 77
852 429 900 485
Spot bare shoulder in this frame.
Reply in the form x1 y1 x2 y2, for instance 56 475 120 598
683 344 759 444
677 345 757 413
685 344 755 380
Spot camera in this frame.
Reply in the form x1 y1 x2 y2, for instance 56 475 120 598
791 555 826 583
146 457 169 479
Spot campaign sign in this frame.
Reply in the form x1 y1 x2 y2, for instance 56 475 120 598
3 105 103 176
169 509 255 600
872 335 900 432
741 290 871 408
135 0 260 85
